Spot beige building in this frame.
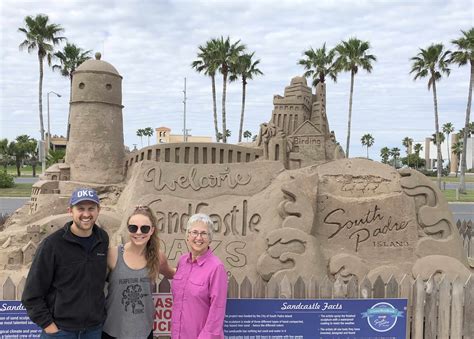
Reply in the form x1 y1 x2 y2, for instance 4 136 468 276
155 126 212 144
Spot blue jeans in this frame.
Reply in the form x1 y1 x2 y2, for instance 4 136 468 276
40 325 102 339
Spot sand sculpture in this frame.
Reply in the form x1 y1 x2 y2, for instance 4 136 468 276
0 54 471 292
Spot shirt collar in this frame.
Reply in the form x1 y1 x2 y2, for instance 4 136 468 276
187 247 212 266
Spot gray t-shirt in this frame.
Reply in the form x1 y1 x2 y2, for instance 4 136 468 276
103 244 154 338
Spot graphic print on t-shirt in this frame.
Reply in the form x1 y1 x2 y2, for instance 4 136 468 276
119 278 150 314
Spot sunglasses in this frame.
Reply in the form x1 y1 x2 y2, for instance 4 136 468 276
128 224 152 234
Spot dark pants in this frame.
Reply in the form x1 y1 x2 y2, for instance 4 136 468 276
101 331 153 339
40 325 102 338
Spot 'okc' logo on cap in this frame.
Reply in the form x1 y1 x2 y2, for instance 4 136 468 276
362 302 404 333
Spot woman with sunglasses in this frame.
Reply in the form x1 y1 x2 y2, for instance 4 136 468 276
171 213 228 339
102 206 175 339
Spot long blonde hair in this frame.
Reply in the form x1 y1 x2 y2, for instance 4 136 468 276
128 205 160 279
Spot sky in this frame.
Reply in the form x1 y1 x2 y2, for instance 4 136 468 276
0 0 472 159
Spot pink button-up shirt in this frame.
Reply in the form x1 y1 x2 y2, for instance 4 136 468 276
171 248 228 339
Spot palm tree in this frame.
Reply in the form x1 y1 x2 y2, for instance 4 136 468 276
136 128 145 148
360 133 375 159
390 147 401 168
334 37 377 157
230 52 263 142
380 147 390 164
18 14 65 143
143 127 154 146
432 132 446 145
214 36 246 143
52 43 91 140
442 122 455 168
414 143 423 169
243 130 252 142
410 43 451 188
450 28 474 193
192 39 220 141
451 141 463 177
298 43 338 88
53 43 91 88
402 137 413 167
46 149 65 167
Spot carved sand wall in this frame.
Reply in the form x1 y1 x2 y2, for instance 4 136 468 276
0 57 471 291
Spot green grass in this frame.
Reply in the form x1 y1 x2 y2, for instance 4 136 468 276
5 165 42 177
436 176 474 183
442 189 474 202
0 183 33 197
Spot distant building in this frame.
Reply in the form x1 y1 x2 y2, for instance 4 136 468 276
415 134 473 173
155 126 212 144
48 134 67 152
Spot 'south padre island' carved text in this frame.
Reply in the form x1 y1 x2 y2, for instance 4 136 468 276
323 205 411 252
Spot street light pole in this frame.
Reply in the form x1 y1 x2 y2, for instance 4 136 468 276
44 91 61 174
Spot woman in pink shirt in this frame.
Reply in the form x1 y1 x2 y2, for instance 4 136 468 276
171 213 228 339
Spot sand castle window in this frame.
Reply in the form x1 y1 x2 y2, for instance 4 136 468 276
79 82 85 89
106 84 112 90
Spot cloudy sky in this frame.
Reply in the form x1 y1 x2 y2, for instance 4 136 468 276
0 0 472 159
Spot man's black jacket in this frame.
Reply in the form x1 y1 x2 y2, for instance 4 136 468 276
21 221 109 331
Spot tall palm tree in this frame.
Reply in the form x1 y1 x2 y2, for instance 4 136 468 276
192 39 220 141
410 43 451 188
451 141 463 177
230 52 263 142
53 43 91 88
380 147 390 164
243 130 252 142
360 133 375 159
450 28 474 193
298 43 338 88
442 122 455 167
143 127 154 146
52 43 91 140
18 14 65 142
402 137 413 167
390 147 401 168
214 36 246 143
414 143 423 169
136 128 145 148
334 38 377 157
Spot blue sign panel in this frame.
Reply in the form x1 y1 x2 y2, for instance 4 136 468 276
0 300 41 338
224 298 407 338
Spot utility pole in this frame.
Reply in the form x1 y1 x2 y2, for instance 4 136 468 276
183 77 187 142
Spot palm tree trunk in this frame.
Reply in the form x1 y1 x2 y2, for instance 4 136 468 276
345 70 355 157
67 75 73 140
211 75 219 141
459 61 473 193
446 133 451 169
366 146 369 159
432 80 442 189
222 71 228 143
238 79 247 143
38 54 45 141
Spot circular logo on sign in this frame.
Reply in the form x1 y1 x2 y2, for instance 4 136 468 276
362 302 403 333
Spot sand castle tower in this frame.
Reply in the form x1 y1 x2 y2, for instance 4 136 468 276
65 53 125 184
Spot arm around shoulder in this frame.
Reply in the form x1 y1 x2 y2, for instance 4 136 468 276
159 251 176 279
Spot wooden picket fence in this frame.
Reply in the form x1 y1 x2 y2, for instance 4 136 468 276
2 273 473 338
457 219 473 259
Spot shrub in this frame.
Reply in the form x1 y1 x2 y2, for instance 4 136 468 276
0 171 14 188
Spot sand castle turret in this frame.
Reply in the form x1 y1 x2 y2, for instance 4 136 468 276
65 52 124 184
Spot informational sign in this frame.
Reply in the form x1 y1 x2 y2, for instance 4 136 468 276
153 293 173 336
0 300 41 338
224 298 407 338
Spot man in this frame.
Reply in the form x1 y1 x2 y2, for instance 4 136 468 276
22 188 109 339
